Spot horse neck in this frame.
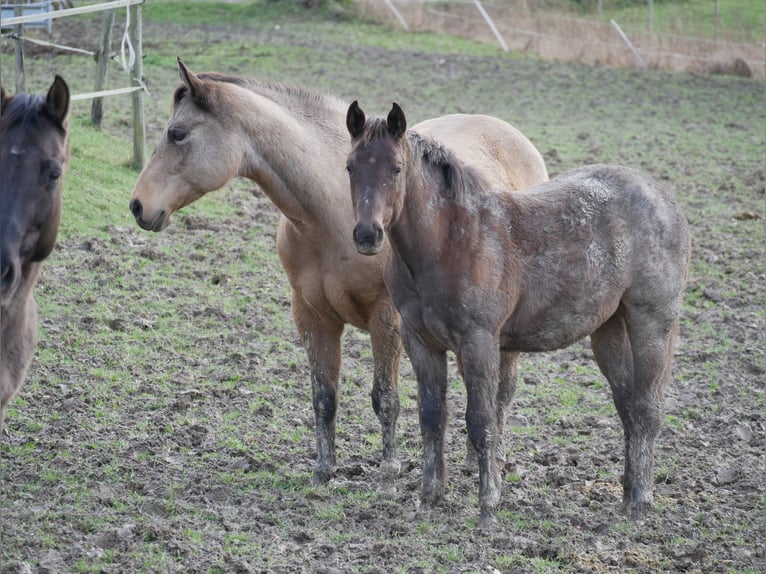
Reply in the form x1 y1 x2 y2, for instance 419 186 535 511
236 85 351 226
388 155 450 263
0 261 41 320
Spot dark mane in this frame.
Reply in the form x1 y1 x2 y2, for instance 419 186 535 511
0 94 54 136
407 130 490 200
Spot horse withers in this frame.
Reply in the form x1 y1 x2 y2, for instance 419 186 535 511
346 102 691 527
0 76 70 431
129 59 547 493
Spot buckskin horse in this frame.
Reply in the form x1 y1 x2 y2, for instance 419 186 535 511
1 76 70 431
129 58 548 492
346 101 690 526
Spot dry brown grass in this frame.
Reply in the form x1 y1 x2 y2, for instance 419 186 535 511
358 0 765 78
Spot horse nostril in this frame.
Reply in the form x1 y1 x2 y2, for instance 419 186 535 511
353 223 372 246
353 223 384 251
129 198 143 220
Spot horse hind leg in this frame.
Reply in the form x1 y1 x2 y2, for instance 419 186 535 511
591 309 677 518
495 350 518 466
623 310 678 517
590 313 635 510
368 303 403 496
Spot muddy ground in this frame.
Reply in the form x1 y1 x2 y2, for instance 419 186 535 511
1 7 764 574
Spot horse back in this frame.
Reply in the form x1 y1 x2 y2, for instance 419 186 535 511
501 165 690 349
412 114 548 190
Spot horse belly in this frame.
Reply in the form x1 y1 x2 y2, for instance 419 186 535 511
501 295 621 353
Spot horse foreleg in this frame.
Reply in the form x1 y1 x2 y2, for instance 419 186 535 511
369 304 403 496
460 332 501 528
464 350 518 472
292 294 344 486
403 326 448 509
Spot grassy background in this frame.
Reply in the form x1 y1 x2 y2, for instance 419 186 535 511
551 0 765 39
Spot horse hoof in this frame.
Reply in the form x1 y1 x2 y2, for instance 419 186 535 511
463 450 479 472
312 467 333 486
625 499 652 520
377 480 397 498
420 486 445 507
478 509 497 531
380 458 401 479
416 500 439 522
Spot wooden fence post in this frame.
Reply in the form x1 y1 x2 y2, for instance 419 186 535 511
128 2 145 170
14 3 26 93
91 8 116 127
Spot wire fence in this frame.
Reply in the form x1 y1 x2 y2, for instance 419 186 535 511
0 0 147 168
359 0 765 79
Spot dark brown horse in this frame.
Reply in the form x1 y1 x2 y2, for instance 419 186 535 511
346 102 691 526
129 59 548 492
1 76 70 431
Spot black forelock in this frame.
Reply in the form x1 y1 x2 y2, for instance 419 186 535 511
0 93 48 136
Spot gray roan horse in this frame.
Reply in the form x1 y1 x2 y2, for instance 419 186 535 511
1 76 70 431
129 58 548 492
346 102 691 526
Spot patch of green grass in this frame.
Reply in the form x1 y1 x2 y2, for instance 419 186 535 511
599 0 765 40
144 0 509 61
144 0 307 26
546 0 765 41
61 121 244 244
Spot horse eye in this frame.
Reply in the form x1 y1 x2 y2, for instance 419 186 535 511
346 164 353 175
43 161 62 185
168 128 188 143
393 165 402 175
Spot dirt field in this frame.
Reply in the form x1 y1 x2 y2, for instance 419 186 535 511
1 7 764 574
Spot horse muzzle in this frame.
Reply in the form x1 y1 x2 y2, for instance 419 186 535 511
129 198 168 232
352 222 384 256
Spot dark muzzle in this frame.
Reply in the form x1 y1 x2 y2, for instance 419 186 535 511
352 222 384 256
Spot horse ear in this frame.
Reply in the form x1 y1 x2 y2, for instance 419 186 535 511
46 75 70 128
346 100 366 139
177 56 206 104
387 103 407 139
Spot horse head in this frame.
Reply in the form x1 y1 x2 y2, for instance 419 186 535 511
345 101 407 256
129 57 246 232
0 76 69 310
